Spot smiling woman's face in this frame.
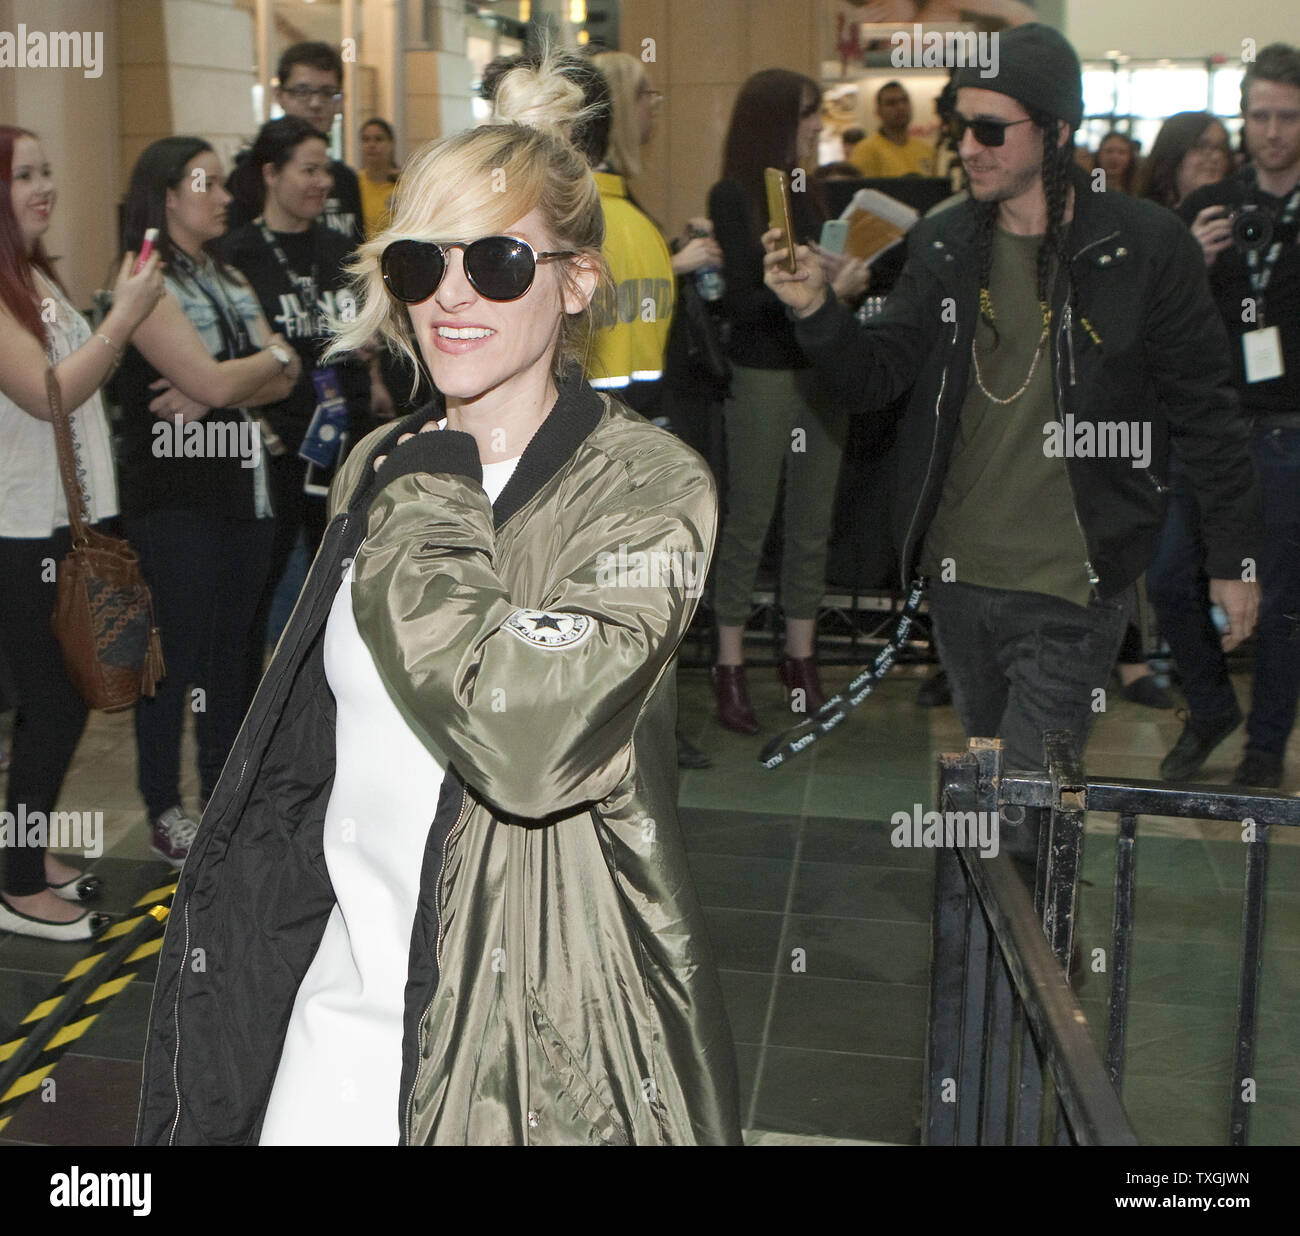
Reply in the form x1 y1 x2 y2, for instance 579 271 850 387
9 135 55 251
405 207 595 406
264 137 333 226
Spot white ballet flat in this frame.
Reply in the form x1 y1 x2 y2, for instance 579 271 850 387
0 898 110 942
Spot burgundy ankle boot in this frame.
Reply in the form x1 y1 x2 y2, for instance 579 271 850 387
778 656 826 715
712 664 760 735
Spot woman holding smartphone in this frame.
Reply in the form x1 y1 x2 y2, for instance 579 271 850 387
0 126 164 940
116 137 303 866
137 51 741 1145
707 70 868 735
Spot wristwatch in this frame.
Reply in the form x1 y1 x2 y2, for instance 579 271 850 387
267 344 293 369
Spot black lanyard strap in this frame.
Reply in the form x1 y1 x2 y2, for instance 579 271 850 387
1243 179 1300 307
758 579 927 770
256 220 321 322
171 249 250 358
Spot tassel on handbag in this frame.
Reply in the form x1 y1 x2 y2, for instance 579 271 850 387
46 368 165 711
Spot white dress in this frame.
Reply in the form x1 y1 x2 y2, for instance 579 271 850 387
259 452 520 1145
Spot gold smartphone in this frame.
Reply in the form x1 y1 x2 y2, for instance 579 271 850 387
765 167 798 273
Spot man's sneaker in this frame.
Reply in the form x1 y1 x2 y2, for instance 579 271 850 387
1232 752 1284 790
152 806 200 868
1159 707 1243 782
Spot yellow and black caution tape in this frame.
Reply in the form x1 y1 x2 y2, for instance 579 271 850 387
0 880 178 1133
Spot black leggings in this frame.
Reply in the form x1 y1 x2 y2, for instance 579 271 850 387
0 527 97 896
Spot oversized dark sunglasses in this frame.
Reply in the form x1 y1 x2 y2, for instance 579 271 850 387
380 236 576 304
950 113 1033 147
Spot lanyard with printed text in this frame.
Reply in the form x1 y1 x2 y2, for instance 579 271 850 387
256 220 321 331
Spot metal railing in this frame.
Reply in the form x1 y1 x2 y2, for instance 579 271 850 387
926 731 1300 1145
925 734 1136 1145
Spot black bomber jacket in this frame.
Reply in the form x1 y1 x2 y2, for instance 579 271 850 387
793 167 1262 598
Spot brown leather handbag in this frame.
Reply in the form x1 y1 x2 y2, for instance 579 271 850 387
46 368 165 712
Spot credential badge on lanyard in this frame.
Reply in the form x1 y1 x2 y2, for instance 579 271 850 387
1241 181 1300 383
300 366 348 469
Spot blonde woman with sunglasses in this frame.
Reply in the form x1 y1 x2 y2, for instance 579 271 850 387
137 49 741 1147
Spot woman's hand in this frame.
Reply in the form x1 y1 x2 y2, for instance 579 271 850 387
761 227 828 318
373 418 439 471
111 251 167 332
672 235 723 277
830 256 871 302
263 333 303 385
148 377 209 423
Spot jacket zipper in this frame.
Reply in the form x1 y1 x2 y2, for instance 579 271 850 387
166 900 192 1146
1054 229 1121 593
901 320 958 577
404 783 472 1144
164 511 350 1146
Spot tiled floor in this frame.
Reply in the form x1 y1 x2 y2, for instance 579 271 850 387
1 656 1298 1145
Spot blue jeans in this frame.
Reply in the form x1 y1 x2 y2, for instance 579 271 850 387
1147 424 1300 758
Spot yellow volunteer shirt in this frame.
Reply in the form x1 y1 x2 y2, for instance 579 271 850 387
359 171 397 240
849 132 936 178
588 171 675 392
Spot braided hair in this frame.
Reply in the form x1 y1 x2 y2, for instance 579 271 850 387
971 107 1076 347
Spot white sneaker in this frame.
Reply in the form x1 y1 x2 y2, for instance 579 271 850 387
152 805 200 868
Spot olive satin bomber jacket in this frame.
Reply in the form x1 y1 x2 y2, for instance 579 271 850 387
136 372 743 1145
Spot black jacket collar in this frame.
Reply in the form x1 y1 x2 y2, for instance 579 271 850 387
346 367 605 529
927 166 1124 262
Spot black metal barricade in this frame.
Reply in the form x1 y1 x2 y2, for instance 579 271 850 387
924 735 1136 1145
926 731 1300 1146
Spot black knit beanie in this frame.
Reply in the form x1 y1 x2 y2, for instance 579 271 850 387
952 23 1084 131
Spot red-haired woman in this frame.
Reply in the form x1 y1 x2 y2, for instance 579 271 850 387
0 126 165 940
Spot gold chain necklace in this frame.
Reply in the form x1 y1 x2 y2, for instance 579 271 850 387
971 291 1051 406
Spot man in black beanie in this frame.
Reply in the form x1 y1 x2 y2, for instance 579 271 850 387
762 23 1262 886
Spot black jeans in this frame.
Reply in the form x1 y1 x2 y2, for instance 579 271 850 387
127 510 275 818
245 453 329 704
1147 426 1300 758
929 580 1130 863
0 527 97 895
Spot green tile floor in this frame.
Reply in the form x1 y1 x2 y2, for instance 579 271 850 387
674 660 1300 1146
1 657 1298 1145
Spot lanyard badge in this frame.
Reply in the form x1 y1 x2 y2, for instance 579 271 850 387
299 366 348 469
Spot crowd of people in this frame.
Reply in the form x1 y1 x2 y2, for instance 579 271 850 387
0 21 1297 1141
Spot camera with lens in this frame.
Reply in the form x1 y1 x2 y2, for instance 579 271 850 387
1230 203 1274 254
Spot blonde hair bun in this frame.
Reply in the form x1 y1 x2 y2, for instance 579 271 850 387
489 45 607 158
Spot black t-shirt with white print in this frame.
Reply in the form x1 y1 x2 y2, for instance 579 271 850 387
218 221 370 453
